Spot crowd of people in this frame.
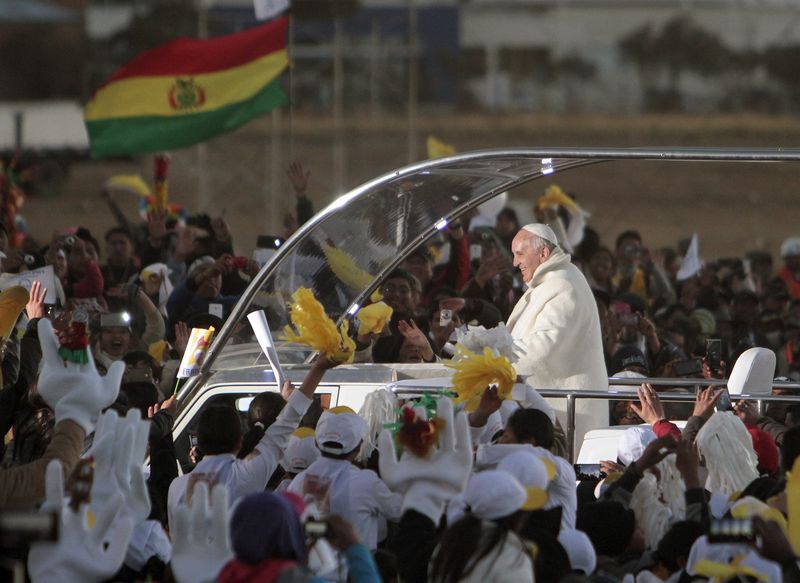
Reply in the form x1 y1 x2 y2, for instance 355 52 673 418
0 161 798 583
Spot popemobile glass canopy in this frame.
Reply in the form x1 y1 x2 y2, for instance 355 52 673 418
176 147 800 403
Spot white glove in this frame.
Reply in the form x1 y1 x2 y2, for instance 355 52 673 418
379 397 473 522
87 409 151 526
37 318 124 433
171 482 233 583
28 460 134 583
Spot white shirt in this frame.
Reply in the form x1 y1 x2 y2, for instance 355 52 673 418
288 456 402 550
168 389 312 529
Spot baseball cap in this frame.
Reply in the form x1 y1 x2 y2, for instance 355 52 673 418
497 450 551 511
281 427 320 473
464 470 527 520
558 529 597 575
781 237 800 258
315 406 369 455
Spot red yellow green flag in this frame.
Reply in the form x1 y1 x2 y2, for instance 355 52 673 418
84 17 288 158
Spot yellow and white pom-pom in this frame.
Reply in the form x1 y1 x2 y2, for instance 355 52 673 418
356 302 393 335
283 287 356 364
321 244 374 291
446 345 516 412
537 184 581 214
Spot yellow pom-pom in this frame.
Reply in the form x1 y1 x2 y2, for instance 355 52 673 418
283 287 355 364
321 244 374 291
536 184 579 214
356 302 393 335
446 346 516 412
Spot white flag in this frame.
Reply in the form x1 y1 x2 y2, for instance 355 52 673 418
677 233 702 281
254 0 289 20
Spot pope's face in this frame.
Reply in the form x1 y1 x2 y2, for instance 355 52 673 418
512 231 550 283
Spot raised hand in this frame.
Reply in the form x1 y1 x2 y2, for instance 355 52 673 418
26 280 47 319
631 383 666 426
287 161 311 195
37 318 124 433
379 397 473 522
28 460 134 583
171 483 233 583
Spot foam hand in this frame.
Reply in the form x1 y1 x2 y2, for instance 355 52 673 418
171 483 233 583
379 397 473 522
87 409 151 526
37 318 124 433
28 460 134 583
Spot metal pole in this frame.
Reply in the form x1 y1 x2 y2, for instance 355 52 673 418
369 17 381 120
196 0 210 211
269 109 281 235
288 13 295 162
407 0 419 163
566 393 576 462
333 18 345 194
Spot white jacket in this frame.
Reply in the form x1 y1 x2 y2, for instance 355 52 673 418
506 247 609 452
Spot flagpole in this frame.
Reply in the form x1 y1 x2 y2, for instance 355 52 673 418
197 0 210 212
407 0 418 164
333 17 345 195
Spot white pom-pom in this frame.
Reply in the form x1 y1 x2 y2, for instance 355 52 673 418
455 323 519 364
357 389 399 462
695 412 759 495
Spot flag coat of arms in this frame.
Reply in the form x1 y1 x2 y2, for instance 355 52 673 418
85 17 288 158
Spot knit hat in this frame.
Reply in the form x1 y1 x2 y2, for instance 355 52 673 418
610 346 650 376
464 470 527 520
230 491 306 565
576 501 636 557
728 347 776 395
315 406 368 455
521 223 559 247
781 237 800 258
281 428 320 474
558 529 597 575
696 412 759 495
617 426 657 467
497 450 550 511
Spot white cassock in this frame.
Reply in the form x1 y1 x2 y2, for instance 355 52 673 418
506 246 609 456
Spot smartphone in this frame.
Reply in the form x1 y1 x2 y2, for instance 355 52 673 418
439 308 453 327
673 359 703 377
304 520 329 538
708 518 754 543
256 235 285 250
716 387 732 412
619 313 640 327
706 338 722 374
573 463 607 481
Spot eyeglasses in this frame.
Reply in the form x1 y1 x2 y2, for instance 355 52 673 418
382 284 412 295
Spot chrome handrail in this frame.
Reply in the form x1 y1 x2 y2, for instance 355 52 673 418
390 384 800 461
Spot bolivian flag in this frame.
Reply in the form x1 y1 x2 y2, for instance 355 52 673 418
85 17 288 158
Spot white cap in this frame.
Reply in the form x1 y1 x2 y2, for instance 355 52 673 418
728 347 776 395
558 529 597 575
464 470 527 520
497 450 551 510
521 223 559 246
781 237 800 258
188 255 215 277
616 426 656 467
281 428 320 473
315 407 369 455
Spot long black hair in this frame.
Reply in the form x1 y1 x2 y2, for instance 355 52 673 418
430 511 530 583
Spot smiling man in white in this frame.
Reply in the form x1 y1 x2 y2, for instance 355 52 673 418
506 223 609 451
